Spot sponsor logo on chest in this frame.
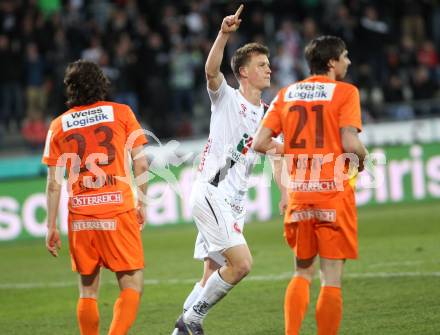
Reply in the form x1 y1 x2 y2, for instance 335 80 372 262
62 106 114 131
228 133 253 165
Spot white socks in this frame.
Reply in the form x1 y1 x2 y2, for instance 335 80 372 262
183 282 203 312
184 270 234 323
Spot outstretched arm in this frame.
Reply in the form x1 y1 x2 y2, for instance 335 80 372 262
205 4 243 91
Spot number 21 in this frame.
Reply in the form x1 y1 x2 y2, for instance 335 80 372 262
289 104 324 148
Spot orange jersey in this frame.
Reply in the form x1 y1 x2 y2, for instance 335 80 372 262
263 75 362 203
42 101 148 217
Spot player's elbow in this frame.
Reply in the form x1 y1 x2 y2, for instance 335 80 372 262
341 131 360 154
205 62 220 79
205 69 217 82
47 180 62 193
342 139 368 172
341 140 357 155
342 138 365 157
253 134 274 154
251 137 265 154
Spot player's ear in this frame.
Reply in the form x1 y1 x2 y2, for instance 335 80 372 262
239 66 248 78
328 59 336 70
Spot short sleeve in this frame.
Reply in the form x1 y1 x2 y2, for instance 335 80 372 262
125 106 148 149
207 77 233 107
338 86 362 132
262 90 283 137
41 121 63 166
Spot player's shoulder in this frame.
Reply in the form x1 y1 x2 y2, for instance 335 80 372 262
334 80 358 95
101 100 130 109
51 113 64 124
95 100 131 114
48 113 64 133
271 85 290 103
98 101 134 122
209 77 234 98
62 101 130 114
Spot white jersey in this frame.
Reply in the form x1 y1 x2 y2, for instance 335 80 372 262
197 78 265 203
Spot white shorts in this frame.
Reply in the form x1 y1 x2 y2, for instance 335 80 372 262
190 181 247 265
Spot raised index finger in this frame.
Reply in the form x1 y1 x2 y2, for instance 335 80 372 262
234 4 244 19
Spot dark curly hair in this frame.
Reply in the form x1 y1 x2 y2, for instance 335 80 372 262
64 60 110 108
305 36 346 75
231 42 270 80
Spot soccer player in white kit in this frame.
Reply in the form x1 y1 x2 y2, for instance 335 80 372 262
171 4 271 335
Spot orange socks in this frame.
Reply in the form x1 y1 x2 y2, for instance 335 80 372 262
284 276 310 335
108 288 141 335
316 286 343 335
77 298 99 335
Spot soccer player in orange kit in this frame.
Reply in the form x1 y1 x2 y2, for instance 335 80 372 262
253 36 368 335
42 60 149 335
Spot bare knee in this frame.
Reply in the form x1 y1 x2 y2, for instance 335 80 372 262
320 272 342 287
79 269 100 299
135 283 144 296
319 258 344 287
80 286 99 299
295 257 316 282
232 257 253 280
221 245 253 284
116 269 144 295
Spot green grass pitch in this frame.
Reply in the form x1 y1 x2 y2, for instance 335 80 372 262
0 201 439 334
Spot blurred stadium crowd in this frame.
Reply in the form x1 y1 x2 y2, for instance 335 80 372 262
0 0 439 151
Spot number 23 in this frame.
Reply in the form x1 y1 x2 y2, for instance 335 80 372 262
65 125 115 172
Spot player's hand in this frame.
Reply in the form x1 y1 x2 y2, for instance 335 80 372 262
136 203 147 231
278 193 287 215
221 4 243 34
279 189 288 215
46 226 61 257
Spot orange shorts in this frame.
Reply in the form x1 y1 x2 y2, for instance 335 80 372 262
284 190 358 260
68 209 144 275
